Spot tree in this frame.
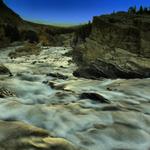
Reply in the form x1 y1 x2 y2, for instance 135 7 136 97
22 30 39 43
133 6 137 13
139 6 144 14
128 6 136 14
88 20 92 25
143 7 150 14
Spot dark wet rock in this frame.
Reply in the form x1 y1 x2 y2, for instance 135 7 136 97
107 87 113 91
73 59 150 79
63 50 73 57
48 81 67 90
42 80 49 84
0 87 15 98
93 124 107 129
55 91 70 98
68 59 73 65
80 92 110 103
32 61 37 64
0 64 12 76
48 81 57 89
16 73 40 82
60 65 66 68
38 60 44 63
101 105 124 111
47 72 68 80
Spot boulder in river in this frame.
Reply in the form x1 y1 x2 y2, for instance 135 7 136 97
0 64 12 76
0 87 15 98
80 92 110 103
48 81 68 90
47 72 68 80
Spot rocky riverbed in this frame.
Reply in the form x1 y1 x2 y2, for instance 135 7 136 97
0 46 150 150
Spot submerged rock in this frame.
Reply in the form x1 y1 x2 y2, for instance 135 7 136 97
48 81 68 90
0 87 15 98
47 72 68 80
73 59 150 79
80 92 110 103
0 64 12 76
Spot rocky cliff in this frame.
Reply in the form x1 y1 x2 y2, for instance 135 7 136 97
73 12 150 79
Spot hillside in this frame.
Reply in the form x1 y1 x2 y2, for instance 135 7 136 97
0 0 78 47
0 0 23 25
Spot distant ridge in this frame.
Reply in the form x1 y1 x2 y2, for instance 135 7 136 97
0 0 78 47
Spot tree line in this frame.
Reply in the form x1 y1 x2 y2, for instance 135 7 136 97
128 6 150 14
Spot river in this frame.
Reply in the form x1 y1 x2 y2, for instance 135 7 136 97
0 46 150 150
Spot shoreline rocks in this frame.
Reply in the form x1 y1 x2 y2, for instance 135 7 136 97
73 59 150 79
0 87 15 98
0 64 12 76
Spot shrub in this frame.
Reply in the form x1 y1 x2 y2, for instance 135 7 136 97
8 43 41 58
22 30 39 43
4 25 20 42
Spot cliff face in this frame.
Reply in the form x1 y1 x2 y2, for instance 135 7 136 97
91 13 150 57
73 12 150 79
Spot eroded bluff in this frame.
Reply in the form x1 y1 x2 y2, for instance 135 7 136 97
72 12 150 79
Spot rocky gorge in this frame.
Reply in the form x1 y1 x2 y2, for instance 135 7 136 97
72 12 150 79
0 0 150 150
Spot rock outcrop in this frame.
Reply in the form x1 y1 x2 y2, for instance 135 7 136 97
80 92 110 103
0 87 15 98
73 12 150 79
0 64 12 76
0 120 76 150
47 72 68 80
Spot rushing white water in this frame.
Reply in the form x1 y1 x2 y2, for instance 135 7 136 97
0 46 150 150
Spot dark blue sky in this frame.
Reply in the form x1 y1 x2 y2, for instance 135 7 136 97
4 0 150 25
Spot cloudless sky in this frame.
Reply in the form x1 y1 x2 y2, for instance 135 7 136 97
4 0 150 25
